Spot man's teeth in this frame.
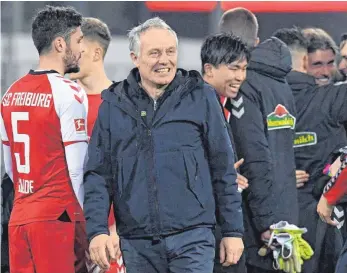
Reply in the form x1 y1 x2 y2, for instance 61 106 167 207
156 68 169 73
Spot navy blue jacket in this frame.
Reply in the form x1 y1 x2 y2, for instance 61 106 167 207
229 37 299 270
83 68 243 241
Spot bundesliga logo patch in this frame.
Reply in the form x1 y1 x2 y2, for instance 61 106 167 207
267 104 296 130
74 119 86 134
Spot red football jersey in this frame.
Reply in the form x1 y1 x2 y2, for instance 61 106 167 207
87 93 102 138
0 70 88 226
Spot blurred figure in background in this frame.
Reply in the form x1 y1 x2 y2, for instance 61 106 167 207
69 17 124 273
274 27 347 273
337 33 347 82
302 28 338 86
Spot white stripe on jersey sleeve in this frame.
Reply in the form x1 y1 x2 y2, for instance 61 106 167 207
0 113 9 142
48 74 88 144
2 144 13 181
65 142 88 208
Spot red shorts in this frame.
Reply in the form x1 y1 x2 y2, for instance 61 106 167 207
9 220 88 273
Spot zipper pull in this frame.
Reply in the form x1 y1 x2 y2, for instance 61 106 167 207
154 100 157 111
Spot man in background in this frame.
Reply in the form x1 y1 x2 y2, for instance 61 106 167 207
302 28 339 86
69 16 124 273
274 27 347 273
337 33 347 81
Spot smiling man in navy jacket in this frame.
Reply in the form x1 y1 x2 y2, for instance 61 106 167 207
83 17 244 273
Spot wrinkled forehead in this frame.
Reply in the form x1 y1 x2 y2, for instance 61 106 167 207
308 49 335 64
140 28 177 50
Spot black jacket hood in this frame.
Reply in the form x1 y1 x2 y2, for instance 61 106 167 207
286 70 316 94
248 37 292 81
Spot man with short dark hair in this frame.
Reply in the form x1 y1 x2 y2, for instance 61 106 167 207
274 27 347 273
302 28 338 86
0 5 88 273
69 17 125 273
201 32 250 273
219 8 299 273
219 7 259 49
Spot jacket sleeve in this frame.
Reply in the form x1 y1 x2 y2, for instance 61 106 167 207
330 84 347 123
203 86 244 238
229 87 276 233
84 101 112 242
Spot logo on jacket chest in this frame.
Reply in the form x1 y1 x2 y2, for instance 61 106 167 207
293 132 317 148
267 104 296 130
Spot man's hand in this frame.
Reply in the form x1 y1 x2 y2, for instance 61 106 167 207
89 234 119 270
109 224 122 259
296 170 310 188
260 230 271 242
317 195 338 226
234 158 249 190
220 237 244 266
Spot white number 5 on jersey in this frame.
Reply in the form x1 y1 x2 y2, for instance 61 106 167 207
11 112 30 174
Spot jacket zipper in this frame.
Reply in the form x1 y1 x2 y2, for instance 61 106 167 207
153 100 157 111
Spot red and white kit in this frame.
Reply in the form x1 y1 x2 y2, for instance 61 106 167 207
1 70 88 273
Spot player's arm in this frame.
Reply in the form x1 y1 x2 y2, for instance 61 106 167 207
203 86 243 238
229 90 276 233
0 114 13 181
84 101 113 242
57 92 88 209
323 157 347 205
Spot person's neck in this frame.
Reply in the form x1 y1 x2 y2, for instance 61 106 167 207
203 75 222 97
78 67 112 95
140 80 168 101
37 54 64 76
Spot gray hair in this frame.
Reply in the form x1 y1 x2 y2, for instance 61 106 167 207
128 17 178 56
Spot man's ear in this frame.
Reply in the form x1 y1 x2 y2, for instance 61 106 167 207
93 47 103 62
255 37 260 46
130 52 140 68
204 63 214 78
303 54 308 73
53 37 65 53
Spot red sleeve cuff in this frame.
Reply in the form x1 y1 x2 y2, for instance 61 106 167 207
64 140 88 147
324 168 347 205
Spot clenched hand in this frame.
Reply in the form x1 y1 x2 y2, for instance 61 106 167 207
220 237 244 266
89 234 121 270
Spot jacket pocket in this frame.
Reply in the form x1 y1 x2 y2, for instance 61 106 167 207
183 151 207 209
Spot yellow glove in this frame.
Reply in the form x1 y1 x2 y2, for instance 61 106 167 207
269 221 314 272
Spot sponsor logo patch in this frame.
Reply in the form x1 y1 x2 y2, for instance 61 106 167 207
294 132 317 148
74 119 86 134
267 104 296 130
